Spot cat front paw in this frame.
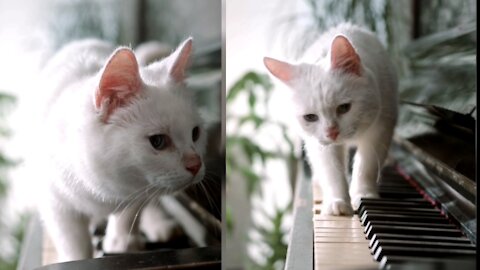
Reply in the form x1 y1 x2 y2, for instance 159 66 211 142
350 191 379 211
141 217 184 243
102 233 145 253
321 199 354 216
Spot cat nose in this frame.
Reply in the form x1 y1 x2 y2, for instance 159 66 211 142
326 126 339 140
183 153 202 176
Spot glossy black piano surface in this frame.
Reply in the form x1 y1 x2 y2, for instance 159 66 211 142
35 246 221 270
19 190 222 270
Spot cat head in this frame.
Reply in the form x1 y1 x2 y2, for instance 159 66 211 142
264 35 379 145
90 38 206 196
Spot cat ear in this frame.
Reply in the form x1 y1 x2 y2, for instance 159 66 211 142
95 48 142 122
263 57 296 84
165 37 193 83
330 35 361 76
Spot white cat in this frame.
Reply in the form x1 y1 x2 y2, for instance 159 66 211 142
264 23 397 215
36 37 207 262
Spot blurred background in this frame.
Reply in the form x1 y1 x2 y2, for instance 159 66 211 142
0 0 221 269
226 0 475 269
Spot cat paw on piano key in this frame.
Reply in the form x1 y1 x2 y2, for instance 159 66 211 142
102 233 145 253
351 191 380 211
320 199 354 216
141 217 184 243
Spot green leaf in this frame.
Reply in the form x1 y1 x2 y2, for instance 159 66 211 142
0 92 16 102
248 89 257 111
238 114 264 129
227 71 273 102
238 165 261 195
404 22 476 58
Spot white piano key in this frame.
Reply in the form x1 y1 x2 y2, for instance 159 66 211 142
313 182 378 269
314 220 364 228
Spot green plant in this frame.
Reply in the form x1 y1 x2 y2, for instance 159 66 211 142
247 204 291 270
226 71 297 268
0 92 24 270
227 72 275 195
277 0 476 138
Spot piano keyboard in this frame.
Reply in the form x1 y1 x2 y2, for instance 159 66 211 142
313 166 476 270
37 194 221 269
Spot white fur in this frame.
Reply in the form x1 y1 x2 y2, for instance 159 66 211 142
35 38 207 262
265 23 397 215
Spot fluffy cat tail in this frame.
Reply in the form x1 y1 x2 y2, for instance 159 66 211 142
135 41 173 66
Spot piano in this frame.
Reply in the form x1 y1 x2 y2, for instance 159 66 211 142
285 104 476 270
18 177 222 270
18 190 221 270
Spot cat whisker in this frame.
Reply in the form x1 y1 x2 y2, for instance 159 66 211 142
197 178 220 217
113 182 158 215
204 170 221 179
197 182 221 236
127 186 162 241
114 178 169 223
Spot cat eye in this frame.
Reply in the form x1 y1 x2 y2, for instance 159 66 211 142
336 103 351 115
149 134 169 150
303 114 319 122
192 126 200 142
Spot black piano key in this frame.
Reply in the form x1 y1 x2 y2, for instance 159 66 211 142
366 225 464 239
377 184 417 189
373 246 476 262
360 209 444 222
360 209 442 222
378 190 425 199
359 198 433 208
360 166 477 268
366 220 456 229
360 197 427 203
371 239 476 255
380 255 477 270
359 206 442 217
361 213 450 226
364 221 457 234
377 187 418 192
369 233 472 248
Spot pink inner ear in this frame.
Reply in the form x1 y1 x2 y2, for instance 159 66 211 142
330 35 361 76
263 57 294 82
96 48 142 122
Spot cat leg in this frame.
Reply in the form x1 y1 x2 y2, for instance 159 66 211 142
350 128 393 210
102 201 145 253
309 143 353 216
140 199 184 242
42 206 92 262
